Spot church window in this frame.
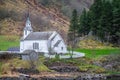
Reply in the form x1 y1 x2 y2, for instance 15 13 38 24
33 43 39 49
61 47 63 50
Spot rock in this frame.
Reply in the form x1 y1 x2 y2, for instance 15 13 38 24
49 66 80 72
92 61 102 66
41 76 75 80
107 74 120 80
1 74 119 80
75 74 106 80
0 77 19 80
104 64 113 70
13 68 39 74
0 77 38 80
19 73 30 80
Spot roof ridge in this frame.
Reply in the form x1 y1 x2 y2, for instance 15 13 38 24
23 31 55 40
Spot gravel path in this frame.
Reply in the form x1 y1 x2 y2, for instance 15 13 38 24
44 51 85 59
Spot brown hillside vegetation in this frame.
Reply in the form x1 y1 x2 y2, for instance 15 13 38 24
0 0 93 40
78 36 114 49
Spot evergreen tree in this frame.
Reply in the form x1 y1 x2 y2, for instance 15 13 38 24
68 9 78 57
71 0 120 46
69 9 78 33
112 0 120 45
89 0 103 35
68 9 78 42
78 9 90 36
98 0 113 41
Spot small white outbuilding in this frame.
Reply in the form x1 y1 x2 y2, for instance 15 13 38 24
20 17 67 54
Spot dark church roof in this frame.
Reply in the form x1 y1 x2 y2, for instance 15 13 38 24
24 32 53 40
7 47 20 51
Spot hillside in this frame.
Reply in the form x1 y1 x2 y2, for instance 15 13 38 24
78 36 114 49
36 0 94 17
0 0 93 40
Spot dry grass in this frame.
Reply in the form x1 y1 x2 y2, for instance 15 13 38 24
1 58 30 74
1 56 51 75
36 56 51 72
36 63 50 72
78 38 114 49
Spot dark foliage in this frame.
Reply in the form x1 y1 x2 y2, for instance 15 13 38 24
0 8 10 21
78 0 120 46
68 9 78 57
0 53 13 60
0 7 18 21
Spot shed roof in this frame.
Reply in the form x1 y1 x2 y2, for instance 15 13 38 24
24 31 53 40
7 47 20 51
23 50 36 54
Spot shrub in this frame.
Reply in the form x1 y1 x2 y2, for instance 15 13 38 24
36 56 50 72
55 54 60 60
0 7 9 20
0 7 18 21
36 63 50 72
0 53 13 60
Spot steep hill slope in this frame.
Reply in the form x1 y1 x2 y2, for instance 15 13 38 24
36 0 94 17
0 0 93 40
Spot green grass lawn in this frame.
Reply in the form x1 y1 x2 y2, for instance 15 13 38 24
0 35 19 50
75 48 120 59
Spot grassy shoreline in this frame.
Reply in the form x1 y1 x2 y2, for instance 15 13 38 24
0 35 19 50
75 48 120 59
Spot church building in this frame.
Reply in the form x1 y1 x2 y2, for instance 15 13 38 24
20 16 67 54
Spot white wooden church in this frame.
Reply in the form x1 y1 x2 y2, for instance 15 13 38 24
20 16 67 54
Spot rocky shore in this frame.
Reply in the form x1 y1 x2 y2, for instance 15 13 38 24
0 66 120 80
1 51 119 80
0 74 120 80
